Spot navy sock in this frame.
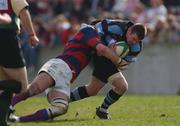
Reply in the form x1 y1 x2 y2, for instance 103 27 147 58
101 89 121 110
70 86 89 102
20 109 50 122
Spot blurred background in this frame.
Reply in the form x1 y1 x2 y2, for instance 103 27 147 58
21 0 180 95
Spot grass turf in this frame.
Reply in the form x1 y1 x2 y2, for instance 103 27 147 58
10 95 180 126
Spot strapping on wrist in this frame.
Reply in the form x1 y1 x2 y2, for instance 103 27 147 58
117 58 122 66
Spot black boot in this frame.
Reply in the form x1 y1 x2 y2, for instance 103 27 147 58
96 106 111 120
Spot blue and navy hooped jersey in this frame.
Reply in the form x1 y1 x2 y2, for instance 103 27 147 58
95 19 134 45
56 24 101 82
94 19 142 62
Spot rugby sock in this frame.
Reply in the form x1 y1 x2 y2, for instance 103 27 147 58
11 90 32 107
70 86 89 102
100 89 121 110
19 109 50 122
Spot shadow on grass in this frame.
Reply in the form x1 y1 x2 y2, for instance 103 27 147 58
11 118 93 124
51 118 91 123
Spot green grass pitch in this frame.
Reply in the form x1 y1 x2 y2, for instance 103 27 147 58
10 95 180 126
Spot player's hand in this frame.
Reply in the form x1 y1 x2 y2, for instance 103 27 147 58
117 59 129 70
29 35 39 48
0 13 11 24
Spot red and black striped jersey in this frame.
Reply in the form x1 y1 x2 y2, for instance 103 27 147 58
56 25 101 82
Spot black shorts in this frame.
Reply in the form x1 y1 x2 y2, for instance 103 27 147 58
92 54 119 83
0 29 25 68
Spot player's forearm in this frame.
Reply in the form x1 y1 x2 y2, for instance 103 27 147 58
19 8 35 36
96 44 120 65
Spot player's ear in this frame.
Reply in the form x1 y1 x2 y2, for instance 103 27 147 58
129 27 133 34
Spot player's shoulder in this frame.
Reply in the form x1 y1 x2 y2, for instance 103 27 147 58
128 41 143 56
80 23 95 31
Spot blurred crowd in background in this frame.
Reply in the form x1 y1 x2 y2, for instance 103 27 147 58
20 0 180 72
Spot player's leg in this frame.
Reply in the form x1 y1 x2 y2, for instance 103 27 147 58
2 67 28 118
9 72 56 122
11 90 69 122
96 72 128 119
0 66 8 80
1 31 29 94
70 76 105 102
45 90 69 119
2 67 28 93
0 80 22 94
0 91 12 126
9 71 54 121
11 58 71 107
0 80 21 126
10 58 72 122
10 73 70 122
11 72 54 107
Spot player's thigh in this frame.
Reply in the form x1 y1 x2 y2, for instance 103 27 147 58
2 67 28 85
29 72 55 95
39 58 72 97
0 66 8 80
86 76 105 95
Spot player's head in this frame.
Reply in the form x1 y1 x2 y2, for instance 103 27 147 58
126 23 147 44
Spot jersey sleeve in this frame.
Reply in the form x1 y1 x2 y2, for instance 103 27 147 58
104 35 116 45
11 0 29 16
123 56 137 62
123 43 141 63
95 19 124 45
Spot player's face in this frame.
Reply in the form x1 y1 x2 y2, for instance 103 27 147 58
126 28 139 44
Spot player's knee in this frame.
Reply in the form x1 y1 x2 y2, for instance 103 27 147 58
112 79 128 95
109 72 128 94
49 98 69 118
122 81 128 91
117 81 128 94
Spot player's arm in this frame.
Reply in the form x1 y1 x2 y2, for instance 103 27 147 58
11 0 39 47
19 8 39 47
95 43 122 67
119 42 142 70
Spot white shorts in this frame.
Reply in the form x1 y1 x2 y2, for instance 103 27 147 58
38 58 72 97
